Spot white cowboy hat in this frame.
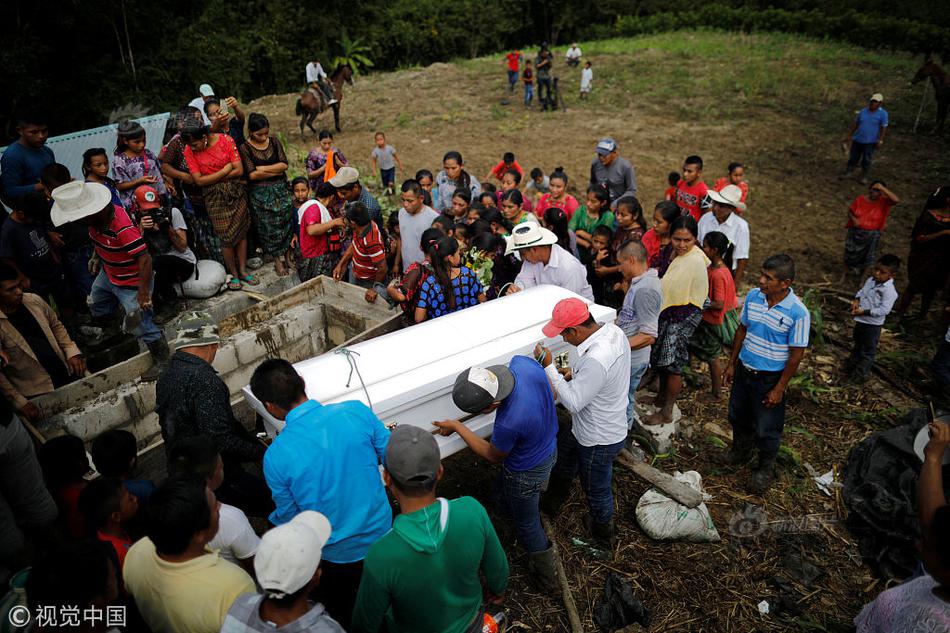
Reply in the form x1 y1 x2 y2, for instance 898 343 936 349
706 185 747 212
50 181 113 227
505 223 558 255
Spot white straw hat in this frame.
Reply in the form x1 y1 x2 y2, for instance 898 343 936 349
49 181 113 227
706 185 747 212
504 223 558 255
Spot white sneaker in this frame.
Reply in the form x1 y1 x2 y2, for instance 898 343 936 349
328 98 339 105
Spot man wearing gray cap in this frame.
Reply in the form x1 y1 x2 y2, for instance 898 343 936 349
589 137 638 208
352 426 509 633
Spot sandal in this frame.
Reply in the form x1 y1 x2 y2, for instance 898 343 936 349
240 274 261 286
227 278 243 291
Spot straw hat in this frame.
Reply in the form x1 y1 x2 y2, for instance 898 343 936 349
504 223 558 255
706 185 747 212
49 181 113 227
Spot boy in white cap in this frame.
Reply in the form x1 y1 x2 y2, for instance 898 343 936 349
505 223 594 301
189 84 215 125
221 511 345 632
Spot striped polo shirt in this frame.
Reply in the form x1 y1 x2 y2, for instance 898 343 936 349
89 204 148 287
738 287 810 372
351 222 385 280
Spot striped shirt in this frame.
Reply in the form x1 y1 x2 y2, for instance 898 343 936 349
351 222 385 280
89 205 147 287
738 287 810 372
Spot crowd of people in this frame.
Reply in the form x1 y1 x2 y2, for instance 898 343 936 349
0 75 948 631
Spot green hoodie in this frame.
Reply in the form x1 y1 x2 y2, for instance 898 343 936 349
351 496 509 633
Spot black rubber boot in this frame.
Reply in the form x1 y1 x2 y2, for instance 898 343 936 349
142 337 170 382
717 436 754 466
749 451 778 494
539 476 572 517
527 543 559 593
585 515 617 549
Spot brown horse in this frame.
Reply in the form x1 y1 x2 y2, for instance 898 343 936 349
912 57 950 134
296 64 354 135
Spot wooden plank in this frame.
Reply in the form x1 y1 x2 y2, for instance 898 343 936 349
541 516 585 633
617 449 704 508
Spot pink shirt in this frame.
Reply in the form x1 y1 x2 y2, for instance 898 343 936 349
536 193 580 220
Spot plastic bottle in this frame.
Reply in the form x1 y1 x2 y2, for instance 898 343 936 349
482 612 506 633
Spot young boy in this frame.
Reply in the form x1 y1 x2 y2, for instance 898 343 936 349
77 477 139 569
332 202 388 303
845 254 900 384
722 254 810 494
524 167 550 203
676 155 708 221
398 179 439 272
90 429 155 504
580 61 593 99
584 225 614 305
370 132 403 196
522 60 535 108
485 152 523 183
842 181 900 284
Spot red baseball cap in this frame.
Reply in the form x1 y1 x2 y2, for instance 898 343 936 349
542 298 591 338
133 185 161 210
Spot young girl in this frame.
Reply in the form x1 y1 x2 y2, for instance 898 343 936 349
450 189 472 223
386 213 402 275
542 207 579 258
416 169 438 209
664 171 680 202
713 162 749 211
388 227 441 323
690 231 739 402
113 121 167 210
297 181 345 283
305 129 347 190
536 168 579 220
470 230 521 299
478 191 497 210
569 185 615 258
414 236 486 322
644 216 709 426
580 61 593 98
610 197 647 256
497 168 533 215
481 208 514 237
500 189 536 226
82 148 123 208
643 201 680 276
435 151 481 215
467 202 485 224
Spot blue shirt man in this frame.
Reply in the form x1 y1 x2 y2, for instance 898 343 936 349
844 94 888 179
738 287 811 373
1 118 55 207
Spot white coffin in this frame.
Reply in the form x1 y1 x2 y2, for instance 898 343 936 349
242 285 617 458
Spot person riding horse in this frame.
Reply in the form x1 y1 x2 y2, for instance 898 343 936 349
296 64 354 134
912 56 950 134
306 59 337 106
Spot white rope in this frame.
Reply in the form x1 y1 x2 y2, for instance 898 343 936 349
334 347 373 411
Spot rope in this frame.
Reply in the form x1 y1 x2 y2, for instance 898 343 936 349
334 347 373 411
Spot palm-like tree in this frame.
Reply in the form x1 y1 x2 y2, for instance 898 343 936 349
332 30 375 76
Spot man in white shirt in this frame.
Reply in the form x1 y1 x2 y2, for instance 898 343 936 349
188 83 215 125
536 298 630 547
505 224 593 301
698 184 750 281
306 59 337 105
398 179 440 271
565 43 582 67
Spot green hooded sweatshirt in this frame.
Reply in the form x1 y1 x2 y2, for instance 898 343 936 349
351 496 509 633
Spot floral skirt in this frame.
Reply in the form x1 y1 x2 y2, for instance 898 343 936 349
651 306 703 373
690 309 740 362
248 181 295 256
203 180 250 247
298 252 340 283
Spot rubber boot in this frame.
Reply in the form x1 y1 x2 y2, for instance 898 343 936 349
527 543 559 593
749 451 778 495
141 337 170 382
584 515 617 549
539 476 572 517
717 435 754 466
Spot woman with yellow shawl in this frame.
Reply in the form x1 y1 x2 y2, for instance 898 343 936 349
644 215 709 425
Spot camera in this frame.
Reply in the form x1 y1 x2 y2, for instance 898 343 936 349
144 207 171 227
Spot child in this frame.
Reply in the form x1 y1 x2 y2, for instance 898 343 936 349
610 197 647 255
82 147 123 208
306 129 347 190
498 168 533 215
582 225 614 305
414 235 486 322
387 213 402 275
643 200 680 276
542 207 578 258
580 61 593 98
450 188 472 223
480 207 514 237
90 429 155 504
570 184 615 259
536 168 579 220
299 181 346 282
333 202 388 303
675 155 708 221
690 231 739 402
112 120 167 210
415 168 438 209
843 181 900 284
486 152 523 183
435 151 480 216
845 254 900 383
77 477 138 569
524 167 550 202
38 434 90 540
388 227 442 324
522 60 535 107
0 192 74 317
663 171 680 202
713 162 749 211
370 131 403 196
478 191 497 210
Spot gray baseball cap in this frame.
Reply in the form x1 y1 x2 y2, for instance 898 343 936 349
385 426 441 487
452 365 515 413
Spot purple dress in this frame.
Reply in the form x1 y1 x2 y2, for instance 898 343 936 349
305 147 347 191
113 149 167 209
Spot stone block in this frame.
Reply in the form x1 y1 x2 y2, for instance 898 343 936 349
212 345 240 376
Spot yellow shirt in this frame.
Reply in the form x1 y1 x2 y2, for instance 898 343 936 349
123 537 256 633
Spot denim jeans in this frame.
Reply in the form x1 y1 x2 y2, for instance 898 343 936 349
847 141 877 174
62 243 95 301
497 451 555 553
846 322 881 378
0 417 57 561
728 364 786 453
89 270 162 344
524 84 534 106
626 360 650 429
552 432 625 524
507 69 518 91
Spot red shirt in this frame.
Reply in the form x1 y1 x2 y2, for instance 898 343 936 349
641 228 661 262
98 530 133 569
848 195 895 231
536 193 580 220
352 222 386 280
713 177 749 202
703 265 737 325
183 133 240 174
299 201 329 258
506 52 521 72
664 186 676 201
490 160 524 181
89 205 148 287
676 179 709 221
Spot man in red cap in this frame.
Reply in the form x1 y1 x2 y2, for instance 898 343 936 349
535 298 630 548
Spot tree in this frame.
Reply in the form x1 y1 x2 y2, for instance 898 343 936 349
332 30 375 76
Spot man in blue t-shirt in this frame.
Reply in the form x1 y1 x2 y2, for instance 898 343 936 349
841 93 888 183
434 357 558 591
0 111 55 210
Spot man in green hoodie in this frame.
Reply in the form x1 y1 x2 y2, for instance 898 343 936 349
351 425 509 633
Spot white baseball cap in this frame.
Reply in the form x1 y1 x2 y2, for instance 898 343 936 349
198 84 215 97
254 511 332 598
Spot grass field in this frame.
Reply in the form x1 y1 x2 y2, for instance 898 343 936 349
251 30 948 632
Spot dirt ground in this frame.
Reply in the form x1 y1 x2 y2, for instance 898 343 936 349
248 31 948 632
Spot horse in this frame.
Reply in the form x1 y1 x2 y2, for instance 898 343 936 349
912 57 950 134
296 64 354 135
